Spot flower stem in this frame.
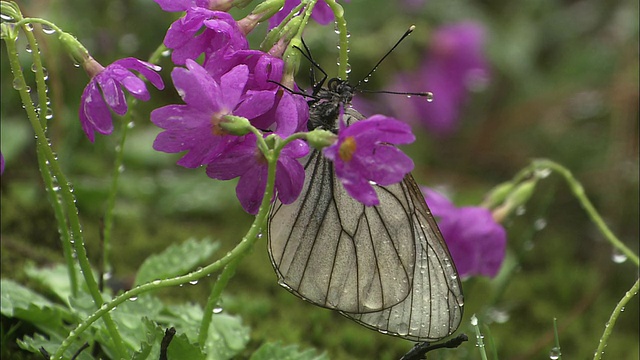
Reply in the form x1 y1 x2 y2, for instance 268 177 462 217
324 0 349 79
198 137 280 347
19 18 80 296
53 140 282 359
197 258 241 346
593 278 639 360
3 23 128 359
531 159 639 267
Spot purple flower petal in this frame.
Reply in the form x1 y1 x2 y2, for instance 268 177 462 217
423 188 507 278
323 114 415 205
79 57 163 142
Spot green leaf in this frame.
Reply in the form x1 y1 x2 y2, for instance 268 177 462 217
250 342 329 360
0 279 71 334
24 262 76 305
132 318 164 360
168 332 206 360
134 238 220 286
162 303 250 360
17 332 93 360
132 319 206 360
95 296 165 354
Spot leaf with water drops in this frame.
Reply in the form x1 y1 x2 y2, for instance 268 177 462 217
134 237 220 286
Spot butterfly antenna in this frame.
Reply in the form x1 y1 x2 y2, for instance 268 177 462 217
295 39 329 92
355 25 416 89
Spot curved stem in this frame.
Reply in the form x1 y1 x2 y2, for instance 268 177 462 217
3 28 128 359
532 159 639 267
53 142 282 359
593 278 639 360
20 18 79 296
197 257 241 346
16 17 64 34
198 138 280 346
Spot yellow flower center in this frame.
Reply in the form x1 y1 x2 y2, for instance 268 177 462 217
339 136 357 162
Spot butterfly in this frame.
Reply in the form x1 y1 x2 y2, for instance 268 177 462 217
267 32 463 342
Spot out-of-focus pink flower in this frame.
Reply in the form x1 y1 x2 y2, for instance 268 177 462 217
387 21 490 136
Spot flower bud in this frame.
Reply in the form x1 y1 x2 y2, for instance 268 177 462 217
220 115 253 136
306 129 338 150
238 0 285 34
491 179 537 222
59 32 92 66
482 181 516 209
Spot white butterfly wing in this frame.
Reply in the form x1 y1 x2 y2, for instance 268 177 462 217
340 174 464 341
267 107 463 340
268 150 416 313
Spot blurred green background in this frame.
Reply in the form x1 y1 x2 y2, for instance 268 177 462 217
1 0 638 359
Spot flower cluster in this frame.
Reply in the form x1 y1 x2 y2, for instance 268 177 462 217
151 6 310 214
71 0 415 213
423 188 507 278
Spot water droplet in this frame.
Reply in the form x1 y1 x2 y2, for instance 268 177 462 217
129 296 138 302
45 108 53 120
534 218 547 231
620 306 625 312
189 280 198 285
515 205 526 216
256 233 263 239
470 314 478 326
1 13 16 22
127 121 135 129
24 23 34 32
549 346 561 359
161 49 171 57
535 168 552 178
42 25 57 35
425 92 434 102
363 78 369 83
118 165 125 173
25 43 32 53
612 249 628 264
213 307 223 314
12 78 24 90
152 280 161 285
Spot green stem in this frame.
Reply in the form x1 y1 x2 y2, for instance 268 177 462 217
198 133 281 347
102 118 131 284
102 42 166 282
16 17 64 35
553 317 562 360
53 138 283 359
324 0 349 79
593 278 639 360
3 27 128 359
20 19 79 296
532 159 639 267
471 315 489 360
197 258 241 346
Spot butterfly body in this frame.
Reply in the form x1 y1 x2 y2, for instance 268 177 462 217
268 76 463 341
